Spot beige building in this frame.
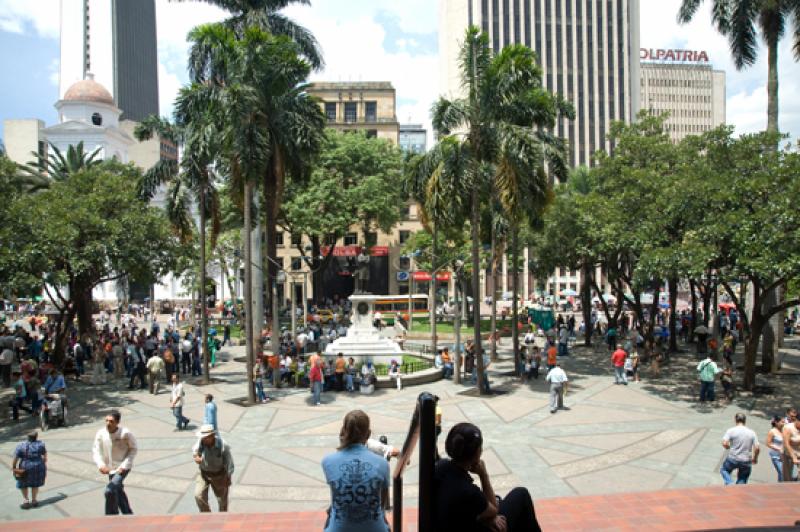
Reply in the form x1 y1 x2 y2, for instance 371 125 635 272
3 119 47 167
270 82 444 302
640 55 726 143
308 82 400 144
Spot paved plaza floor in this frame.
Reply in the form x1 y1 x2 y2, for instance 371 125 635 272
1 337 799 523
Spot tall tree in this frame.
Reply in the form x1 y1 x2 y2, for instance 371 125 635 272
431 27 572 391
678 0 800 357
281 130 405 301
0 163 181 362
176 0 323 69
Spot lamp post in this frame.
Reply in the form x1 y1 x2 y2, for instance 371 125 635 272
453 259 465 385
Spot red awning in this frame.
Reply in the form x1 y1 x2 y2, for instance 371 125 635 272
320 245 362 257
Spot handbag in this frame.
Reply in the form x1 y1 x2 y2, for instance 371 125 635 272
13 443 28 479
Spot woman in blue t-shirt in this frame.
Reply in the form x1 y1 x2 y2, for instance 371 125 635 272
321 410 390 532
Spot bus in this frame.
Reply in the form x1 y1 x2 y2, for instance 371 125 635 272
374 295 429 324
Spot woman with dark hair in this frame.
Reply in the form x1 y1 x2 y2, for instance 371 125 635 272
434 423 541 532
12 430 47 509
767 415 785 481
321 410 390 532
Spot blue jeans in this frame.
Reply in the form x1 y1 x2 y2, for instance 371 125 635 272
769 452 783 482
345 373 354 392
105 470 132 514
443 363 453 379
700 380 715 402
311 380 322 404
720 457 751 485
614 366 627 384
255 381 266 401
172 406 189 429
558 343 568 357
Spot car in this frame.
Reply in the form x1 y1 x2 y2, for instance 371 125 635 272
317 309 335 323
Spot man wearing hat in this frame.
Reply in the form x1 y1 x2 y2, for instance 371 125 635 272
193 424 234 512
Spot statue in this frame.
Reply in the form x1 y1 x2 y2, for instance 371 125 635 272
353 251 371 294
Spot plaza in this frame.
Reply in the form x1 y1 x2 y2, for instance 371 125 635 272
2 332 799 527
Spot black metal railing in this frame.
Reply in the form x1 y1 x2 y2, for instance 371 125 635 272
393 392 437 532
373 360 434 376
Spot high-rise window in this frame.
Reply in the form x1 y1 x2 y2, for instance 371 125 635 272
344 102 357 122
325 102 337 121
365 101 377 122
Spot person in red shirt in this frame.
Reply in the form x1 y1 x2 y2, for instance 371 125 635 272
546 345 558 370
611 347 628 385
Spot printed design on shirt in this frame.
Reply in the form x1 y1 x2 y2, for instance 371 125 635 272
329 458 383 523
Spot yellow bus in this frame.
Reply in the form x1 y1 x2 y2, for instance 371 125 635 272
374 295 429 324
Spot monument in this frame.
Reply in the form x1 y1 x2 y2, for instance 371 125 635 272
324 294 403 363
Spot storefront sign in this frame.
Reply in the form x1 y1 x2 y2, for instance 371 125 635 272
370 246 389 256
411 271 452 281
320 245 362 257
640 48 709 63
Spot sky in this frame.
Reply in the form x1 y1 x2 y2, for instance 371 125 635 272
0 0 798 147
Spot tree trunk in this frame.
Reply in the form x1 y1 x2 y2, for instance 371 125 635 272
74 281 94 339
52 307 77 366
490 221 498 361
511 224 521 375
453 278 462 385
200 186 210 384
766 34 779 134
581 263 592 346
689 278 698 344
243 180 256 403
431 222 438 359
668 277 678 352
470 188 486 394
743 317 763 391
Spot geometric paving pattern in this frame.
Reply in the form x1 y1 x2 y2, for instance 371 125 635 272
0 343 789 522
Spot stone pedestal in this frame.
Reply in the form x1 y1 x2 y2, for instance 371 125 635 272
324 295 403 363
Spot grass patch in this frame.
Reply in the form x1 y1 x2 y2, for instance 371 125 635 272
408 318 515 335
373 354 433 375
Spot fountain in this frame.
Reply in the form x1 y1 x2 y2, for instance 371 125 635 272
324 294 403 363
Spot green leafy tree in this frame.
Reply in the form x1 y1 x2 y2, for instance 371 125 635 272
685 131 800 389
0 163 181 363
280 129 405 301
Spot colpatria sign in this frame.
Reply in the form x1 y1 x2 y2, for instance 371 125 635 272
640 48 709 62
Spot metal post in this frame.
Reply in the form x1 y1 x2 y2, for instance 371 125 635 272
302 274 308 327
408 274 414 330
392 476 403 532
290 279 296 337
418 392 436 532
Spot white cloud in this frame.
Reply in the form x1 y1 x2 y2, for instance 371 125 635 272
0 0 60 38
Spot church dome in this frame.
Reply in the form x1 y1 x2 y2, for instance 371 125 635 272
63 77 114 106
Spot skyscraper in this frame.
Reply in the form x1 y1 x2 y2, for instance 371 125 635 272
439 0 641 167
59 0 159 122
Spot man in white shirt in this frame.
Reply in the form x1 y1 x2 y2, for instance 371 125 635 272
170 373 190 430
92 409 138 515
545 363 569 414
721 413 760 485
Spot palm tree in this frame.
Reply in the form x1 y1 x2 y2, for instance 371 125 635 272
188 23 324 380
183 23 321 398
175 0 323 69
135 112 222 385
20 141 102 191
678 0 800 133
429 27 572 392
